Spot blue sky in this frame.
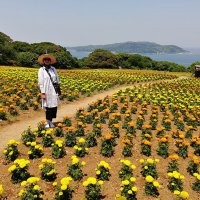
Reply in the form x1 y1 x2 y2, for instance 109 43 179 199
0 0 200 48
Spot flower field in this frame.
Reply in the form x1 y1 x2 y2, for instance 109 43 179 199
1 72 200 199
0 66 178 122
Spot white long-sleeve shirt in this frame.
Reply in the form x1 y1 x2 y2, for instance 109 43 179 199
38 66 59 108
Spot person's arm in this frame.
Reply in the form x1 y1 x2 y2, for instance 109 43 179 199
38 68 46 100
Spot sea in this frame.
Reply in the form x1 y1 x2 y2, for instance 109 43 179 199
68 48 200 67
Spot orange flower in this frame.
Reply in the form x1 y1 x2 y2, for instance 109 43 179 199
169 154 179 160
160 137 167 143
105 133 114 140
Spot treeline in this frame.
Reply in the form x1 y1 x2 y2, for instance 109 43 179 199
0 32 192 72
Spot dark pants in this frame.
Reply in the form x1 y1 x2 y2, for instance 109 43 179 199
46 107 57 121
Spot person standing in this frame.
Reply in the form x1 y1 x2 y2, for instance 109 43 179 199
38 53 60 128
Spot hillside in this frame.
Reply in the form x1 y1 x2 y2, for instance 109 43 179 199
68 41 187 54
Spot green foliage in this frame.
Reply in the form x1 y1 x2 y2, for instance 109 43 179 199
100 139 115 157
11 41 31 52
0 32 13 44
17 52 38 67
21 127 36 145
84 184 101 200
145 182 159 197
84 49 118 68
67 163 84 181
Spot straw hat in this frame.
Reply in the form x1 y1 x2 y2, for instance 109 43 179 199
37 53 56 64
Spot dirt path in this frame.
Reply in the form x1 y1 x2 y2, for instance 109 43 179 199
0 76 190 153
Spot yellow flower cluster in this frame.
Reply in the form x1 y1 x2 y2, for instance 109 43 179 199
55 140 63 147
174 190 189 199
78 138 85 143
39 158 56 170
140 158 159 164
71 155 86 166
98 161 111 169
7 139 20 145
145 175 154 182
168 171 185 180
82 177 103 187
42 158 56 164
8 159 30 172
193 173 200 180
21 177 40 187
71 155 79 164
120 159 136 169
59 177 72 193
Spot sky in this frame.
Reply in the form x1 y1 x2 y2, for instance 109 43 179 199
1 0 200 48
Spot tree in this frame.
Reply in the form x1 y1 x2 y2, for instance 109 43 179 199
0 32 13 45
17 52 38 67
53 51 79 69
11 41 32 52
83 49 118 68
0 32 16 65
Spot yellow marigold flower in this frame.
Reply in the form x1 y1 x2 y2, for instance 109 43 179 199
153 181 160 188
130 177 136 182
61 177 72 185
18 189 25 197
28 151 32 155
131 186 137 192
123 160 131 166
61 184 67 191
127 190 132 194
87 177 97 185
155 159 160 163
21 181 27 186
72 157 79 164
167 172 173 177
8 140 17 145
180 175 185 180
197 175 200 181
145 175 154 182
122 180 130 185
81 161 86 166
59 192 63 196
147 158 154 164
0 184 4 195
27 177 40 183
173 171 180 179
33 185 40 190
174 190 180 195
139 159 145 164
8 165 16 172
193 173 198 177
79 138 85 143
83 181 88 187
144 166 148 170
131 165 136 170
98 180 104 185
52 182 57 186
180 191 189 199
31 142 37 146
96 170 101 175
